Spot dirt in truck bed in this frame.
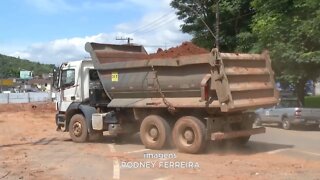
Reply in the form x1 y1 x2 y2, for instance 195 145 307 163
95 42 210 63
0 103 320 179
148 42 209 59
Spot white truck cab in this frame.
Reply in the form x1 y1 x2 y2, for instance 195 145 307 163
55 60 94 129
57 60 93 111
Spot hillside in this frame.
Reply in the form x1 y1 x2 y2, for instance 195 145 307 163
0 54 54 78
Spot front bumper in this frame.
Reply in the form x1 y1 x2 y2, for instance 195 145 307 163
56 112 66 131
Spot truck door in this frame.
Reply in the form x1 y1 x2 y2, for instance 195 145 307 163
58 68 77 112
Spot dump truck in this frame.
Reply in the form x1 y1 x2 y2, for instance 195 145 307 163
54 42 279 154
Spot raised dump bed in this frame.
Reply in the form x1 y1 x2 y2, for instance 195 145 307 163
85 42 278 113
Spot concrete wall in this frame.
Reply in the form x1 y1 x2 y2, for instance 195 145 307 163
0 92 51 104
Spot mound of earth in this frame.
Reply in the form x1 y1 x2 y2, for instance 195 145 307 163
148 42 209 59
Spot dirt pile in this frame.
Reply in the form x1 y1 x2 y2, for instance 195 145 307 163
148 42 209 59
96 42 210 63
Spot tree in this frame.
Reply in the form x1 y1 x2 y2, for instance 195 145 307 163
170 0 255 52
0 54 54 78
251 0 320 105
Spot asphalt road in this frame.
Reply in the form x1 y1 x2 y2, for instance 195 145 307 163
251 125 320 161
32 127 320 179
1 110 320 180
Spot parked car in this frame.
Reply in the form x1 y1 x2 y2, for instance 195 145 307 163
255 98 320 130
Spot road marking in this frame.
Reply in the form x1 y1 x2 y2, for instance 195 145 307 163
125 149 150 154
154 176 172 180
266 148 290 154
108 144 116 153
108 144 120 180
294 149 320 157
266 148 320 157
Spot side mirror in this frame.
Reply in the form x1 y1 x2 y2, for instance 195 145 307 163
52 67 60 89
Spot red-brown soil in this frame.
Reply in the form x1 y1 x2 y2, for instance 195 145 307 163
148 42 209 59
96 42 210 63
1 103 320 179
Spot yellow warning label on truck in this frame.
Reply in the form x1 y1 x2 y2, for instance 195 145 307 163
112 72 118 82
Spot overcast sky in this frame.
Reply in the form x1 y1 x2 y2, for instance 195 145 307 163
0 0 191 65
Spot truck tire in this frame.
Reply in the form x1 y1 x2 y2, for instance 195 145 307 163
69 114 88 142
140 115 171 150
282 117 291 130
172 116 206 154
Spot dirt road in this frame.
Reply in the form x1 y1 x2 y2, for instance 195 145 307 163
0 103 320 180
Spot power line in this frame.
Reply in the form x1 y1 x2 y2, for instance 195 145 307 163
120 1 287 46
136 16 177 34
178 3 217 41
143 44 177 48
130 10 176 34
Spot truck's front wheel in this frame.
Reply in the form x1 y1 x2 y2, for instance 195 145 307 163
140 115 171 150
172 116 206 154
69 114 88 142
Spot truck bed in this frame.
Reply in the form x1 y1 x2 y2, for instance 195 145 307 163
85 42 279 112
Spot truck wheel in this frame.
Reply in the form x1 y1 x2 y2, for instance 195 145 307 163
282 117 291 130
172 116 206 154
69 114 88 142
140 115 171 150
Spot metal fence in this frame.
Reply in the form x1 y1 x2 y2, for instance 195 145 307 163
0 92 52 104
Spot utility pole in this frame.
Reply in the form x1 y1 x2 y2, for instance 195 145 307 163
215 0 220 50
116 37 133 45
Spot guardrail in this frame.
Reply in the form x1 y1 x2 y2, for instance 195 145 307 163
0 92 52 104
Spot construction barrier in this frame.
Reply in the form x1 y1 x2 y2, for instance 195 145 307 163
0 92 52 104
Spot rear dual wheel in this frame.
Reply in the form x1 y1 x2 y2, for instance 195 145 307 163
140 115 172 149
172 116 207 154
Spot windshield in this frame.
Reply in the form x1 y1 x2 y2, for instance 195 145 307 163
61 69 75 88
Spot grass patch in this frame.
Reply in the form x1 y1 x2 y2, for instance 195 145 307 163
305 96 320 108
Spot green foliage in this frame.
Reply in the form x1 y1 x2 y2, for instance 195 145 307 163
251 0 320 104
170 0 255 52
0 54 54 78
305 96 320 108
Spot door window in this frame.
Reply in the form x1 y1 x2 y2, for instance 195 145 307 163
61 69 75 88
